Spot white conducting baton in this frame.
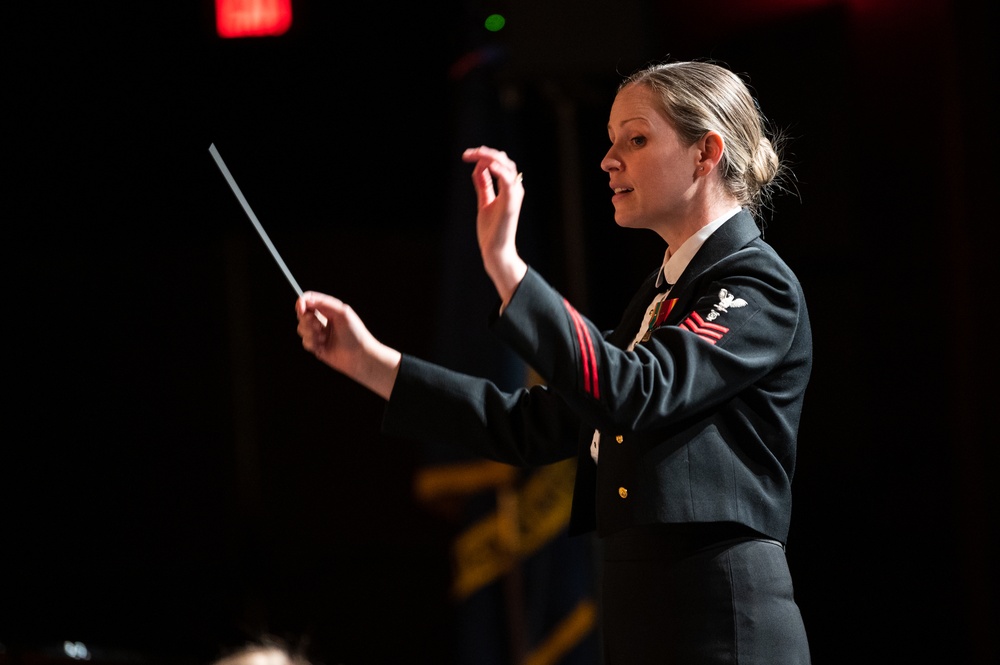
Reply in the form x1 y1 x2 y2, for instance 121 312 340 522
209 143 327 325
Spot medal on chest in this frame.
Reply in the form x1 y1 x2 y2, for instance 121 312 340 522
641 296 678 342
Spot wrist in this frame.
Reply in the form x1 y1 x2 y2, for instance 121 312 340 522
488 255 528 306
356 341 401 400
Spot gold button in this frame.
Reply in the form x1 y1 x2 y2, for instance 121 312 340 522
618 487 628 499
615 434 624 444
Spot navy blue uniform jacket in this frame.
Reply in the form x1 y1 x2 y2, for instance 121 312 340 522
383 210 812 543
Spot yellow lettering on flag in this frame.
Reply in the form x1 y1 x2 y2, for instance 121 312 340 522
449 458 576 600
524 599 598 665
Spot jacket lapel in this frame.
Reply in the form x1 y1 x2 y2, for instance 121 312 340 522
606 269 665 348
604 210 761 345
662 210 760 325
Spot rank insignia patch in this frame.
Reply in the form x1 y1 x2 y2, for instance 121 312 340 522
680 311 730 344
681 288 746 344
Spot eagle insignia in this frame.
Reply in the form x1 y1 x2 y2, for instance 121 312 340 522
706 288 747 321
715 288 747 312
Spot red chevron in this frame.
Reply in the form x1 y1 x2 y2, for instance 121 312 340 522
680 311 729 344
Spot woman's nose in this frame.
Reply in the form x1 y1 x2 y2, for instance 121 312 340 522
601 150 620 172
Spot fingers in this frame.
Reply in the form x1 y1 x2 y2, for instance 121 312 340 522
297 291 341 318
462 146 523 193
296 291 341 352
469 159 496 208
297 315 326 354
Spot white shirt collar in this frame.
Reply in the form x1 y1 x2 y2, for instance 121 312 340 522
655 207 742 288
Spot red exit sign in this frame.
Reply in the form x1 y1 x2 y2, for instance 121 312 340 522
216 0 292 38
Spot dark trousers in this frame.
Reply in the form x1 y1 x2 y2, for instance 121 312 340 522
600 524 810 664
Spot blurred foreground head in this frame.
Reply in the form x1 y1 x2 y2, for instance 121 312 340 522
210 636 311 665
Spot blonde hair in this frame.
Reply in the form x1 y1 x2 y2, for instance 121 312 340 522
211 637 311 665
619 60 792 218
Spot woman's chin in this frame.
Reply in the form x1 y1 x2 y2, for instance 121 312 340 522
614 214 642 230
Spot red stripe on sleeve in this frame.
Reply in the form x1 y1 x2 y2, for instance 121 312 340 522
562 299 600 400
570 312 592 395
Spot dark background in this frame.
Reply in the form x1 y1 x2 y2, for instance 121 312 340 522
5 0 996 664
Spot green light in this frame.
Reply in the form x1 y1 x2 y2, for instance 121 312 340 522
484 14 505 32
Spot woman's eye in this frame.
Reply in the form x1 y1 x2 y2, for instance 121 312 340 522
630 136 646 147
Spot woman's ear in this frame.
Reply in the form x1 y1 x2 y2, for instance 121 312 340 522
696 130 725 174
